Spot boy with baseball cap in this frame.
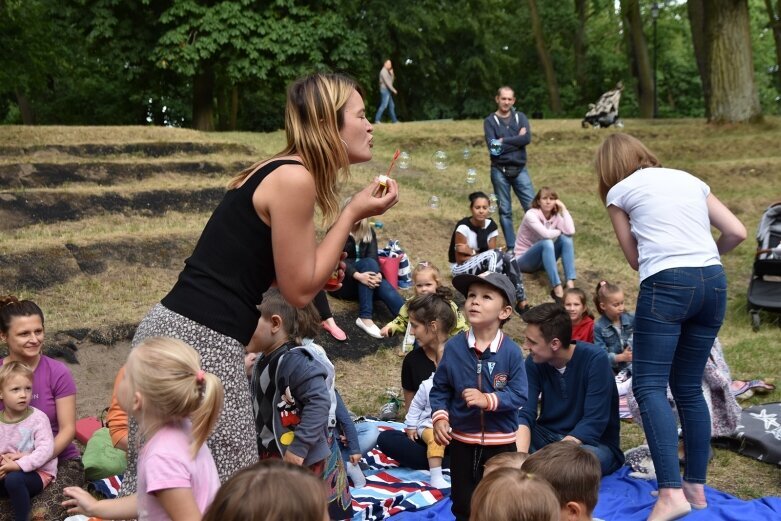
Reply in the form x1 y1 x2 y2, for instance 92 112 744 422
429 272 528 521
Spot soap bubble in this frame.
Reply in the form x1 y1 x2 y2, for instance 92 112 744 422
488 193 498 213
489 139 502 156
462 147 471 160
429 195 440 209
398 151 410 170
466 168 477 185
432 151 448 170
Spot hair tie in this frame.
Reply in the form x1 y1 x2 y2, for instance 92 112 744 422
196 369 205 383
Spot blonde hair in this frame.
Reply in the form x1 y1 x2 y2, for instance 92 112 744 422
470 468 559 521
0 361 33 391
483 451 529 476
202 460 327 521
593 279 622 317
228 73 363 226
126 337 224 457
595 133 661 203
412 261 442 288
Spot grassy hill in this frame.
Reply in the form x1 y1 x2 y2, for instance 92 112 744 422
1 118 780 498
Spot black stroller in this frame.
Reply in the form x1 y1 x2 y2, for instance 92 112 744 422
748 201 781 331
582 81 624 129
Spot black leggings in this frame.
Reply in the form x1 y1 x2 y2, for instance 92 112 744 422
0 471 44 521
313 290 333 321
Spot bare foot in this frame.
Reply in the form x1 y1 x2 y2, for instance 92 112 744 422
682 481 707 509
648 489 691 521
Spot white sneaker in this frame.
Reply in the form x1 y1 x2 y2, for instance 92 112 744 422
355 318 383 339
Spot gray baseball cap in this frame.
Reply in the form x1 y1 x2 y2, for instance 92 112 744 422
452 272 516 308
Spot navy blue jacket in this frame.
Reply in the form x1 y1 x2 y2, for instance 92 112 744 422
518 342 623 464
483 109 531 168
430 330 527 445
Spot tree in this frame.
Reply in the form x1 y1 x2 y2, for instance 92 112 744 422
527 0 562 114
689 0 762 122
619 0 654 118
765 0 781 92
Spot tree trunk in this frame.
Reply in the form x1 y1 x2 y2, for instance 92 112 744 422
619 0 654 118
229 86 239 131
705 0 762 123
766 0 781 91
15 90 35 125
527 0 562 114
687 0 710 119
192 65 215 131
574 0 588 103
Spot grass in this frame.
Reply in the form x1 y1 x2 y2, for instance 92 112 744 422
1 118 780 498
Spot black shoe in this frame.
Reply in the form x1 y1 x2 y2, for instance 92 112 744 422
515 302 533 317
550 289 563 304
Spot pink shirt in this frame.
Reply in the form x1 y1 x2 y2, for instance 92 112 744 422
137 421 220 521
0 356 79 461
0 406 58 479
513 208 575 258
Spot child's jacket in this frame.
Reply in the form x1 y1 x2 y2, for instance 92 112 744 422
430 330 527 445
593 312 634 371
251 343 331 465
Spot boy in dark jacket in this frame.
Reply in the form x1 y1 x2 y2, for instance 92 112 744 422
430 272 528 521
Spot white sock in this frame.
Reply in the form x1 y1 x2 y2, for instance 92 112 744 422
346 462 366 488
429 466 449 488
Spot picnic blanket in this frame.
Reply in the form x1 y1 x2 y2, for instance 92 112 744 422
349 421 781 520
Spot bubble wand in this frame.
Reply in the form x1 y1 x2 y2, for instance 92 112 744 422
374 149 401 197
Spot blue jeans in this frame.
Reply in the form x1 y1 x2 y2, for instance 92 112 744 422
515 235 576 288
530 423 623 476
632 265 727 488
338 257 404 319
375 88 398 123
339 422 380 461
490 166 535 247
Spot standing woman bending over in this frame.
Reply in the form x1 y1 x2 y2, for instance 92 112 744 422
513 187 577 302
124 73 399 492
596 134 745 521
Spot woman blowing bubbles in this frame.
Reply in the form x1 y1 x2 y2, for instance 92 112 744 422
122 73 399 493
596 134 745 521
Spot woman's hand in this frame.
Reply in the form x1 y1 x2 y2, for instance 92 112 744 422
356 272 381 288
556 199 567 213
345 178 399 222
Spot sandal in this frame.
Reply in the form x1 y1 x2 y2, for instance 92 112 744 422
748 379 776 394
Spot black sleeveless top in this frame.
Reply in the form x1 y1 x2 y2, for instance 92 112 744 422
162 160 302 345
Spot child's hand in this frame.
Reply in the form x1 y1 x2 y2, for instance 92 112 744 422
62 486 99 516
283 450 305 466
462 388 489 409
0 455 21 477
380 325 391 337
616 349 633 363
349 453 362 465
433 420 452 446
405 428 418 441
244 352 257 376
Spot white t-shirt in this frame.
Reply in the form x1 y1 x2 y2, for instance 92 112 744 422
455 219 499 251
606 167 720 282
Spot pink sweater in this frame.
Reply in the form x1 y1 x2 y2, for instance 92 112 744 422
0 406 58 478
513 208 575 258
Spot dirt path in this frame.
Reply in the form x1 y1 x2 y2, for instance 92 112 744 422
70 341 131 418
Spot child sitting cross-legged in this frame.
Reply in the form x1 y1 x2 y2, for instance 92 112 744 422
402 287 461 489
522 441 603 521
430 272 529 521
0 362 58 521
248 287 352 520
63 337 223 520
381 261 468 353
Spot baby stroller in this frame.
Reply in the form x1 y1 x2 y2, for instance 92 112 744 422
748 201 781 331
582 81 624 129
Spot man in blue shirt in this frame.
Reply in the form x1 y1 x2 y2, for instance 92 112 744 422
517 303 624 475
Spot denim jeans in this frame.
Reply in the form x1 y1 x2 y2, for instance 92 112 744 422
338 422 380 461
338 257 404 319
632 265 727 488
530 423 623 476
515 235 576 288
375 88 398 123
490 165 535 247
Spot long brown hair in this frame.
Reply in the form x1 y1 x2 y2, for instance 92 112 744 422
228 73 363 226
531 186 560 216
595 133 660 203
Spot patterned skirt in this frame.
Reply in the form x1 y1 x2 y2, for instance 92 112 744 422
120 303 258 495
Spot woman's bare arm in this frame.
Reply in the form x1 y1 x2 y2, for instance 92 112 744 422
707 193 746 255
608 206 638 271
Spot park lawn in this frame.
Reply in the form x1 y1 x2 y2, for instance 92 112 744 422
1 118 780 498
